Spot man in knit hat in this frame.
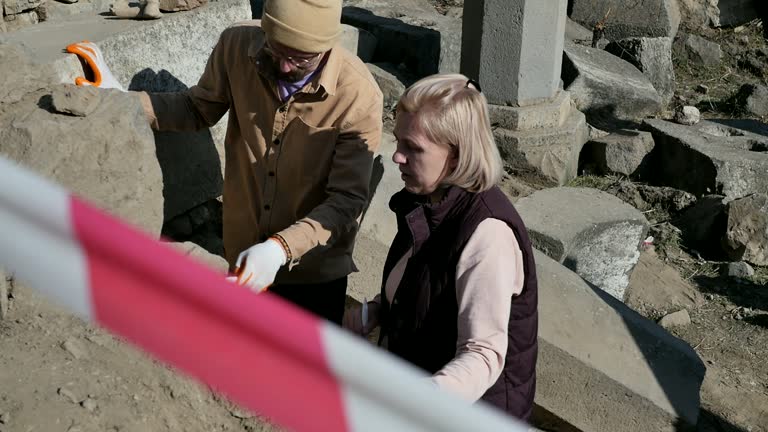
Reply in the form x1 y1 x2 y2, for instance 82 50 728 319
67 0 383 324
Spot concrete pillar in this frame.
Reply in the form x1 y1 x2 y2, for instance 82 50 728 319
461 0 567 107
460 0 588 186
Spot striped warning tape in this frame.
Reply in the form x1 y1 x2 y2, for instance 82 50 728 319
0 156 527 432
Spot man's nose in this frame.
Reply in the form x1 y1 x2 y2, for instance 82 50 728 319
392 151 406 164
279 58 294 73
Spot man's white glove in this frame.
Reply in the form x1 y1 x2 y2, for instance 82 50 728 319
233 239 287 293
65 41 125 91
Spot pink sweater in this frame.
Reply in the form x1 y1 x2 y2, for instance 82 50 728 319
378 218 524 401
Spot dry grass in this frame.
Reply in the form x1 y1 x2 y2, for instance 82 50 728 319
674 19 768 118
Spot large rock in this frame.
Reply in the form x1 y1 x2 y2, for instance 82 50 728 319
722 193 768 266
535 249 704 430
580 129 655 177
678 34 722 67
0 78 163 237
516 187 649 301
4 0 252 221
642 119 768 200
626 250 703 314
341 4 461 76
562 42 663 124
733 83 768 117
605 37 675 106
569 0 681 39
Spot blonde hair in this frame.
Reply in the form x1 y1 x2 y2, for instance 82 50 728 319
396 73 503 193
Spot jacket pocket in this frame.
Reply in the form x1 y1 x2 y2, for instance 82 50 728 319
281 116 338 183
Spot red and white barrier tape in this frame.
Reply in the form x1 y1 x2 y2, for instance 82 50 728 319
0 156 527 432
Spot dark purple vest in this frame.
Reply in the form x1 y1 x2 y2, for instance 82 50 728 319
379 186 538 421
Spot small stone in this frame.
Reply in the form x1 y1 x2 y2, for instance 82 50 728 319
81 398 97 412
696 84 709 94
674 106 701 126
229 409 252 419
61 338 89 360
50 84 101 117
726 262 755 279
0 412 9 424
740 36 750 45
658 309 692 329
58 387 79 404
706 294 715 301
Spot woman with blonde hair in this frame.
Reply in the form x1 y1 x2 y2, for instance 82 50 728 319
343 74 539 420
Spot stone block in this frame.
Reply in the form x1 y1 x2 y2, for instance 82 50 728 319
535 249 704 430
494 104 588 186
516 187 649 300
338 23 377 63
5 0 251 220
563 42 663 124
565 17 592 43
605 37 675 106
570 0 681 39
461 0 567 106
341 5 460 77
642 119 768 200
580 129 655 177
366 63 406 110
488 91 571 131
0 81 164 236
3 9 38 32
169 241 228 273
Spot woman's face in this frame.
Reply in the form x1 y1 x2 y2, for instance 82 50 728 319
392 111 457 196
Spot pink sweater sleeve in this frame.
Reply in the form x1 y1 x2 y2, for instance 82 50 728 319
431 218 524 401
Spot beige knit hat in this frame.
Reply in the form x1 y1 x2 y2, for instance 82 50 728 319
262 0 342 53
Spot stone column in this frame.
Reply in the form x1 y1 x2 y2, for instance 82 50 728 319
460 0 588 186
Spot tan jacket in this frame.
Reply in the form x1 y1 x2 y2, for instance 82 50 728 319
139 21 383 283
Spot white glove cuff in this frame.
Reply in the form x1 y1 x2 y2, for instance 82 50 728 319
266 237 288 266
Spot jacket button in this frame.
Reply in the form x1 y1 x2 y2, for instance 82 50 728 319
273 138 280 145
268 171 275 177
264 204 271 211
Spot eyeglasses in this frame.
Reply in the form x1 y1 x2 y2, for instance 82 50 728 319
263 41 323 69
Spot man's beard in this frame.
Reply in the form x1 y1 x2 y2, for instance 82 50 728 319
263 54 309 83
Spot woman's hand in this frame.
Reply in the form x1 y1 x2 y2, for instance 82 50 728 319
343 300 380 336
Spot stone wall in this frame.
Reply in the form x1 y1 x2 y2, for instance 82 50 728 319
1 0 47 33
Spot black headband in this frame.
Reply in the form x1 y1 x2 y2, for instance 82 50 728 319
465 79 482 92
